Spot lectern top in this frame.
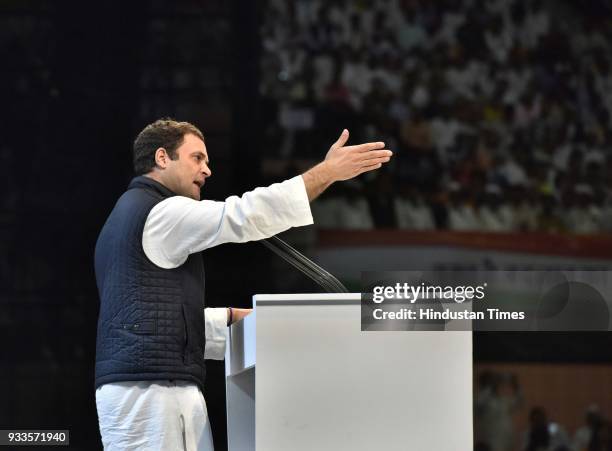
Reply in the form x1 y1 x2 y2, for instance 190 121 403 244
253 293 360 306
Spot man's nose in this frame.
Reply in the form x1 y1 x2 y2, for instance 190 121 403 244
202 164 212 178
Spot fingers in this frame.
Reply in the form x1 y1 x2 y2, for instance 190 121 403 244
357 162 383 175
345 141 386 152
332 129 350 149
361 156 391 167
360 149 393 161
355 152 391 176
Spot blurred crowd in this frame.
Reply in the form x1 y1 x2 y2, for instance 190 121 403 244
476 370 611 451
259 0 612 234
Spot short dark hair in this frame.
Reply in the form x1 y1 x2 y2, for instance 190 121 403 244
133 118 205 175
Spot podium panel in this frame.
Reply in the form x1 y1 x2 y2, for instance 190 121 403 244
226 294 472 451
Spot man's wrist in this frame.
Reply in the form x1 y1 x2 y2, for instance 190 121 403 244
302 161 335 202
316 160 336 185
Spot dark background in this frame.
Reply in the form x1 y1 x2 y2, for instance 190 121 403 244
0 1 271 448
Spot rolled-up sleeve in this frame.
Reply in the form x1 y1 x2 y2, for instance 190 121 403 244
204 307 228 360
143 175 313 268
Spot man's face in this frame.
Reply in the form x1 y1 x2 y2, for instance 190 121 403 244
163 133 211 200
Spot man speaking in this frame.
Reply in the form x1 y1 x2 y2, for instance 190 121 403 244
93 118 392 450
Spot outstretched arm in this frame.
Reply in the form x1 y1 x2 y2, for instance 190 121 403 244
143 129 392 269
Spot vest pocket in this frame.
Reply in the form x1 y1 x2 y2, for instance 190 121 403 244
112 326 143 369
125 320 155 335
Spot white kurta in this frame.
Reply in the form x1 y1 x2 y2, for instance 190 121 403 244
96 175 313 451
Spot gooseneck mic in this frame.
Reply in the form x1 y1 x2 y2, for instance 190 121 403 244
260 236 349 293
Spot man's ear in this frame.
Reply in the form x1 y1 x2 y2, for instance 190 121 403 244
154 147 169 169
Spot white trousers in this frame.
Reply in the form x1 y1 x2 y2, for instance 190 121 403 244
96 380 214 451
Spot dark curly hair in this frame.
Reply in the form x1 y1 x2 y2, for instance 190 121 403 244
133 118 205 175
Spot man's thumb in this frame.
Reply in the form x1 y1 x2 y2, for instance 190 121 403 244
332 129 349 149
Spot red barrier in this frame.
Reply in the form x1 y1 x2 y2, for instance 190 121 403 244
317 230 612 260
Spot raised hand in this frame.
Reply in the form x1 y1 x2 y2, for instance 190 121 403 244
324 129 393 181
301 129 394 201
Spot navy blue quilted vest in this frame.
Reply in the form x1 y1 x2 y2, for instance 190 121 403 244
94 176 207 391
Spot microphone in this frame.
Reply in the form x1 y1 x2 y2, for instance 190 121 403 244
260 235 348 293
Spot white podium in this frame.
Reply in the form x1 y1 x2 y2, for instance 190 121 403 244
225 294 473 451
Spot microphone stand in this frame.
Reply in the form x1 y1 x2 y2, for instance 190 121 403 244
260 236 349 293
